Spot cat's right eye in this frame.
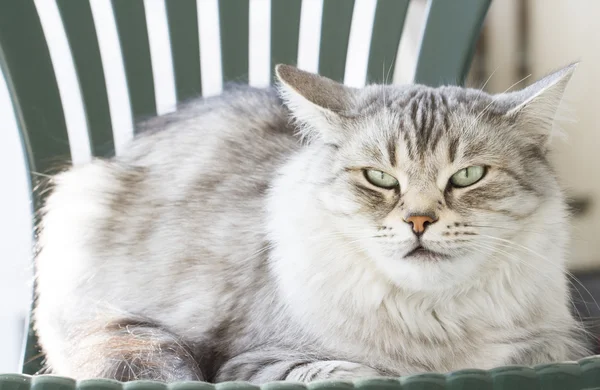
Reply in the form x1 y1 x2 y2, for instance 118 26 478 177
449 165 487 188
363 169 399 189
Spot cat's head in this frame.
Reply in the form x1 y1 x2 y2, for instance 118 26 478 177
274 64 575 292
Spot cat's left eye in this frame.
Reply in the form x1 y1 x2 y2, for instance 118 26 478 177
364 169 399 189
449 166 487 188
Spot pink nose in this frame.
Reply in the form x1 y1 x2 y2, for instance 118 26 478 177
404 215 437 235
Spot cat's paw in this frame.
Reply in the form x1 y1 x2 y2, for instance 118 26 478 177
287 361 382 382
325 362 382 380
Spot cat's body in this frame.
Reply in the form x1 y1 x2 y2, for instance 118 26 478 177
35 65 588 383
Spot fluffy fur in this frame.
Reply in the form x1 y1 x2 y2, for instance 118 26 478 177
34 64 588 383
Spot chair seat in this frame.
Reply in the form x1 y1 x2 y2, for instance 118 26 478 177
4 357 600 390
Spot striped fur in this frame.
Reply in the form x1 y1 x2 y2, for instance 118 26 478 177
35 64 588 383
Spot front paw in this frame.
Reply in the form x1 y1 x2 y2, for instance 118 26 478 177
287 361 382 382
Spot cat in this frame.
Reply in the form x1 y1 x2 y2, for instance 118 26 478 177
34 64 589 383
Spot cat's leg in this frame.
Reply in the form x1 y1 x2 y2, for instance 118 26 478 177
216 349 382 383
43 318 203 382
508 329 591 366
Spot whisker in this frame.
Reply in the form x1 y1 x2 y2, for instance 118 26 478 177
476 235 600 316
467 241 591 329
478 64 501 92
466 224 590 242
31 171 54 179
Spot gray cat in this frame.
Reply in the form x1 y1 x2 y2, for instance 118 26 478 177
35 64 589 383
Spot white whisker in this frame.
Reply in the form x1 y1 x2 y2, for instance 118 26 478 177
476 235 600 316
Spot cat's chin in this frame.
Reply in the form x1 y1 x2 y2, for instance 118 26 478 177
369 250 482 292
403 245 451 262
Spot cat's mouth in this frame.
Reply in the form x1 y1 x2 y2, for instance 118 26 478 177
404 245 450 261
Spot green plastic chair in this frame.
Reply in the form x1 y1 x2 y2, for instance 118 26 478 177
7 0 597 389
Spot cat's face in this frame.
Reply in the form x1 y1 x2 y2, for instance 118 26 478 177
315 87 563 290
276 64 574 291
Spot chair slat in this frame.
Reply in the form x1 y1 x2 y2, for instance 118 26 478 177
56 0 115 158
219 0 250 83
143 0 177 116
34 0 92 166
366 0 409 84
270 0 302 74
414 0 491 87
165 0 202 102
89 0 134 155
248 0 271 87
318 0 355 82
0 0 71 178
111 0 156 122
296 0 323 73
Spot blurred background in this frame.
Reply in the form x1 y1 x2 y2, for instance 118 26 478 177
1 0 600 373
468 0 600 272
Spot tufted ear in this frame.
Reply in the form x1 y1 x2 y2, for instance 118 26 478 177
275 64 356 144
500 63 577 147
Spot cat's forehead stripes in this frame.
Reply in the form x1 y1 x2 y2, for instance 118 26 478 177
393 89 456 165
351 88 457 171
372 87 497 167
386 133 398 167
447 137 460 163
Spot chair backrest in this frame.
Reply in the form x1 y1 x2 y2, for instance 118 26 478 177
0 0 490 375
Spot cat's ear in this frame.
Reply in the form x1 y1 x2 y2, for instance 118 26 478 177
275 64 355 143
501 63 577 146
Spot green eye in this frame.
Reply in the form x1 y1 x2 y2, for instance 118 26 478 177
450 166 487 188
364 169 399 189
